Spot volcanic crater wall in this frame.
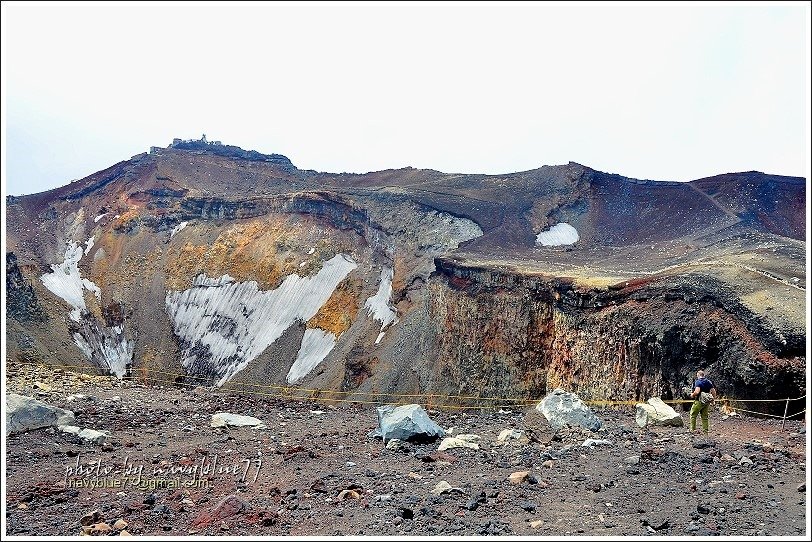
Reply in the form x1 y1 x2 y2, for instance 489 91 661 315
5 145 806 412
427 258 805 412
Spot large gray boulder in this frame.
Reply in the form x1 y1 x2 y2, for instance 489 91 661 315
635 397 684 427
370 404 445 443
536 388 602 432
6 393 76 435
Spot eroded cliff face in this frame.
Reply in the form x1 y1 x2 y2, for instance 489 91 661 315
5 141 805 410
427 258 805 411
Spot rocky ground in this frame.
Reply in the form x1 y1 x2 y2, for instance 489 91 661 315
4 363 809 537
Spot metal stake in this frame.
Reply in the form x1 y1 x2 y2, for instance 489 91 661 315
781 398 789 431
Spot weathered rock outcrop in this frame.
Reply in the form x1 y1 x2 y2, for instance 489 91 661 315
6 393 76 435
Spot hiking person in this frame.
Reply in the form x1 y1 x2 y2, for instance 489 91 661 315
689 369 717 434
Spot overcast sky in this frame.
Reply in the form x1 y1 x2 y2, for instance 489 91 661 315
2 2 810 196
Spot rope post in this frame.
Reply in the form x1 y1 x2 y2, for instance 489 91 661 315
781 398 789 431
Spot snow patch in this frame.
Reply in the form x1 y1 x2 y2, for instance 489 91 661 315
364 267 399 339
73 326 133 378
73 333 94 359
170 221 189 238
287 328 337 383
40 242 99 312
42 241 132 378
165 254 358 386
82 278 101 301
94 213 108 223
84 236 95 255
536 223 579 246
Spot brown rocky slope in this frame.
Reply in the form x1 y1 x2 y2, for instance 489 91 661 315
5 138 806 410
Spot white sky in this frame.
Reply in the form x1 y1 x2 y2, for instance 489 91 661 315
1 1 810 196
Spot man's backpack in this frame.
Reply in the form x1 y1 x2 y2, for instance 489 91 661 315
699 392 714 405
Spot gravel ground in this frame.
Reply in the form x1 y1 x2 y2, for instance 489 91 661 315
4 364 808 537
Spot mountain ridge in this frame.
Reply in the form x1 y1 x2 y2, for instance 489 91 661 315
5 138 806 413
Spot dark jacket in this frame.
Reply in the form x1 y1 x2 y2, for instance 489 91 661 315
694 378 714 393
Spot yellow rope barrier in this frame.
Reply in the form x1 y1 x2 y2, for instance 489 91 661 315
6 361 807 412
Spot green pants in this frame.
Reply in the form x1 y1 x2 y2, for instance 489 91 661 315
690 400 710 433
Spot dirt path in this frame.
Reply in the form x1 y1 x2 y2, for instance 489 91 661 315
4 364 808 537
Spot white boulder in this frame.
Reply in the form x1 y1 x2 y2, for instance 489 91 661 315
635 397 684 427
536 388 602 432
210 412 267 429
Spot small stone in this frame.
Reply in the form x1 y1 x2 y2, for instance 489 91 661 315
338 489 361 500
530 520 544 528
438 434 480 451
393 516 403 526
33 381 53 392
542 460 554 468
191 494 247 528
509 471 530 484
78 428 111 445
581 438 613 448
624 456 640 465
119 531 132 536
798 483 806 493
210 412 266 429
80 509 103 526
113 519 128 530
430 481 453 496
720 454 735 462
497 428 525 442
739 456 753 466
91 523 111 534
519 501 537 512
735 492 747 500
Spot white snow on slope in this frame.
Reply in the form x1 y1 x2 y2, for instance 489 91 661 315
40 242 101 322
73 330 133 378
364 266 399 344
170 221 189 238
287 328 337 384
535 222 580 246
165 253 358 386
41 241 132 376
84 235 95 255
94 213 108 223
